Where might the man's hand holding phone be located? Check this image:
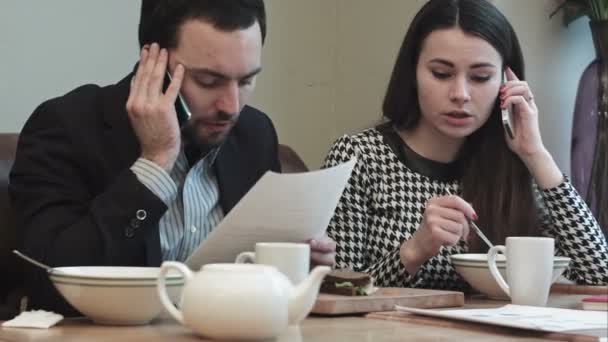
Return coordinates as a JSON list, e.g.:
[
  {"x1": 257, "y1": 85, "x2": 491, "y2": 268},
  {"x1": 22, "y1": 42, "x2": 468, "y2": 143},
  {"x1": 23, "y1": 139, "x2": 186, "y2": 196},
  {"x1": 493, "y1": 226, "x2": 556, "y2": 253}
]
[{"x1": 126, "y1": 43, "x2": 185, "y2": 172}]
